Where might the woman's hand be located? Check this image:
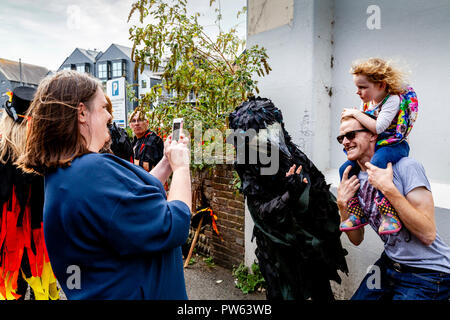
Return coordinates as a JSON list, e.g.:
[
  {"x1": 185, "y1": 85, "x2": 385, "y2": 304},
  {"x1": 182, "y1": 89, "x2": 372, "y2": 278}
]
[
  {"x1": 166, "y1": 133, "x2": 190, "y2": 172},
  {"x1": 164, "y1": 131, "x2": 189, "y2": 159}
]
